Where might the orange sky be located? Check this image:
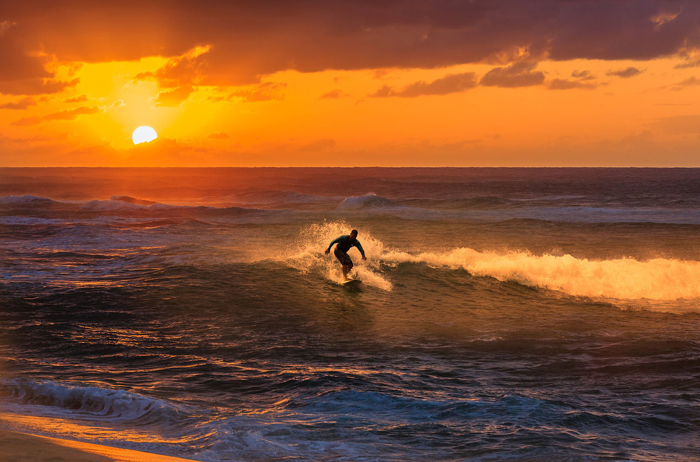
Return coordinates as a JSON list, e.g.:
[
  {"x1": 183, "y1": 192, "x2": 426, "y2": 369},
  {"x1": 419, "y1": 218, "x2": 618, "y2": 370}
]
[{"x1": 2, "y1": 1, "x2": 700, "y2": 166}]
